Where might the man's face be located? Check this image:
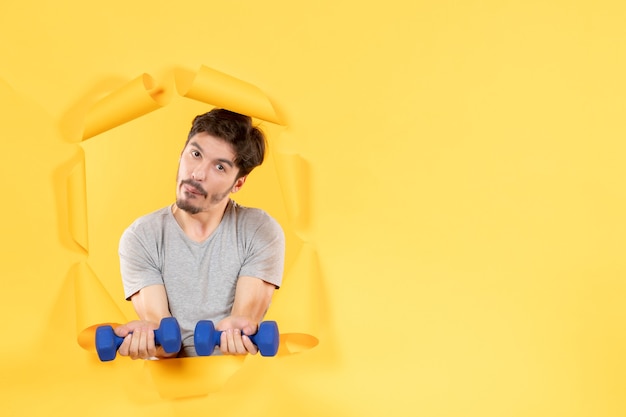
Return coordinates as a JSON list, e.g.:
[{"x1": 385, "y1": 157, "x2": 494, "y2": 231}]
[{"x1": 175, "y1": 132, "x2": 245, "y2": 214}]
